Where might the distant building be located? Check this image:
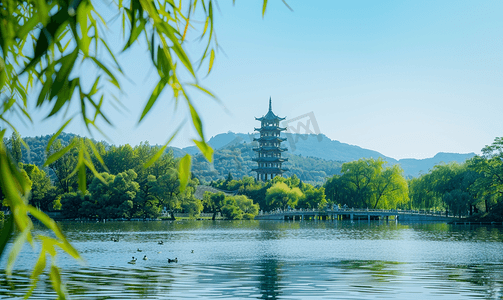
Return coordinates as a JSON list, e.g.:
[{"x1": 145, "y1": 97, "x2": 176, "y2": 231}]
[{"x1": 252, "y1": 98, "x2": 289, "y2": 181}]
